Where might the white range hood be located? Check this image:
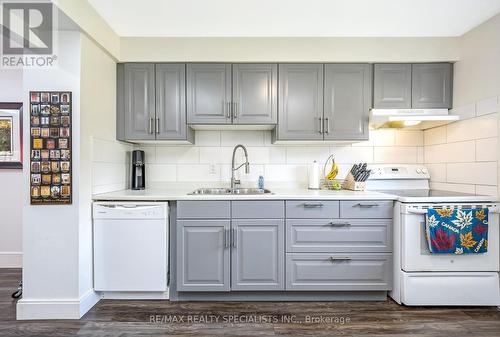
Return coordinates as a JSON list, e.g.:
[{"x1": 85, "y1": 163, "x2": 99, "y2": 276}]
[{"x1": 370, "y1": 109, "x2": 459, "y2": 130}]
